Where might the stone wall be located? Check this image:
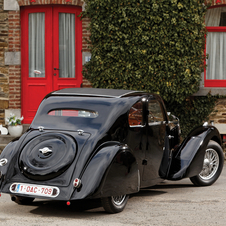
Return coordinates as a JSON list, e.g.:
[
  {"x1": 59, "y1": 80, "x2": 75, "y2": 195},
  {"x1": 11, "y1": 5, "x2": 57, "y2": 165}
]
[
  {"x1": 209, "y1": 99, "x2": 226, "y2": 135},
  {"x1": 17, "y1": 0, "x2": 84, "y2": 6},
  {"x1": 82, "y1": 16, "x2": 92, "y2": 88},
  {"x1": 0, "y1": 0, "x2": 9, "y2": 125},
  {"x1": 8, "y1": 10, "x2": 20, "y2": 109}
]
